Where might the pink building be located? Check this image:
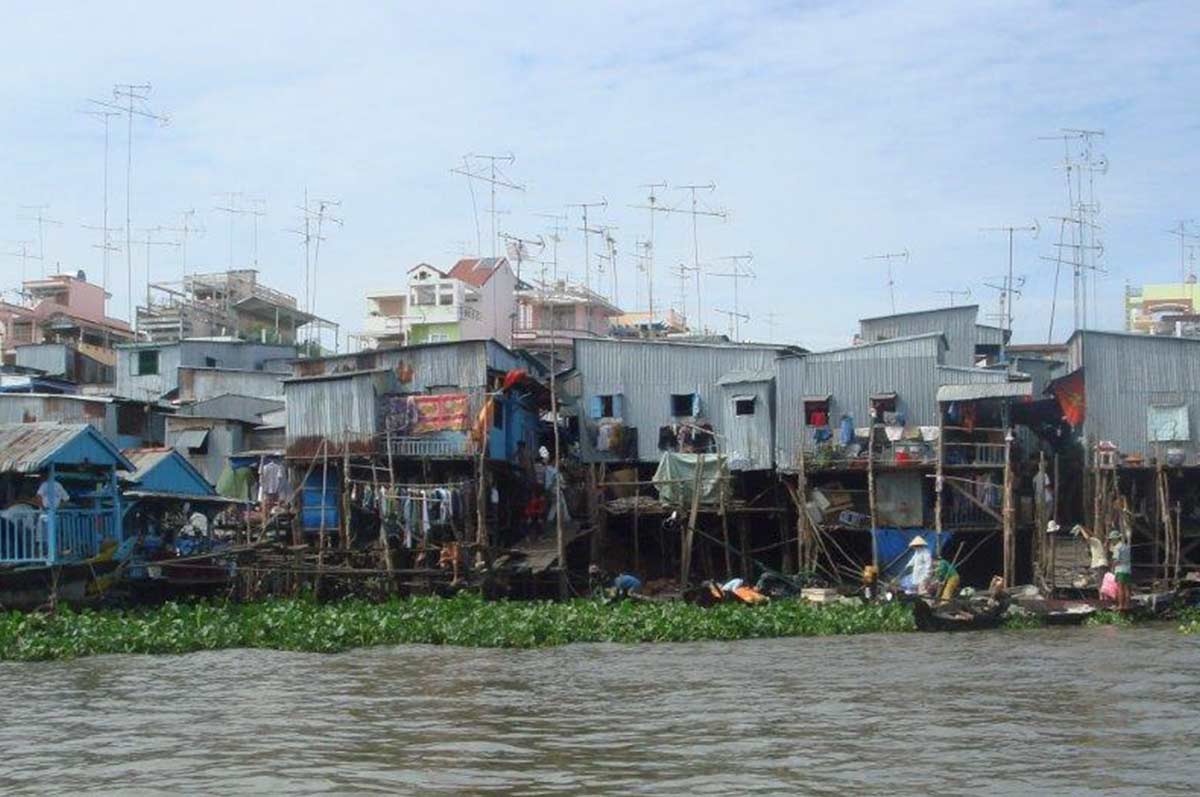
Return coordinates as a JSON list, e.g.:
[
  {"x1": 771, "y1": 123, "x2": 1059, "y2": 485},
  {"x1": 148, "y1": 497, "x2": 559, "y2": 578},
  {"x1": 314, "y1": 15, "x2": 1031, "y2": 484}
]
[
  {"x1": 0, "y1": 272, "x2": 133, "y2": 358},
  {"x1": 515, "y1": 281, "x2": 623, "y2": 370}
]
